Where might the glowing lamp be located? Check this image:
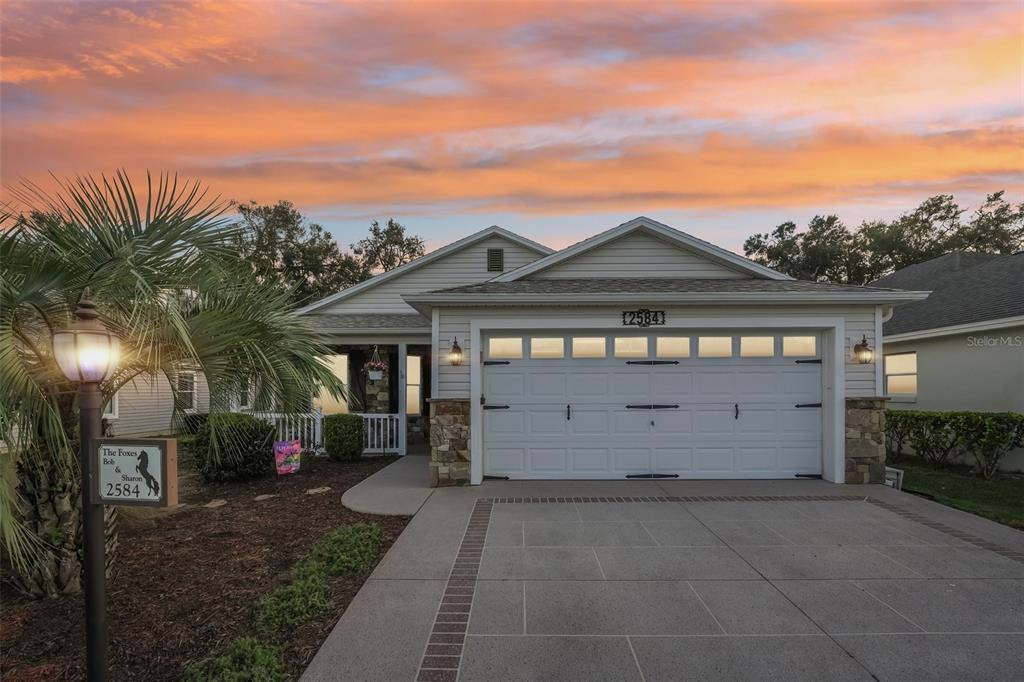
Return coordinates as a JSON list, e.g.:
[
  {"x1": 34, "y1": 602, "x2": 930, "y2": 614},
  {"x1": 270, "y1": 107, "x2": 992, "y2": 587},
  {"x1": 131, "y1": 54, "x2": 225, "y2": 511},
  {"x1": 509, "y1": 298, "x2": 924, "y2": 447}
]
[
  {"x1": 53, "y1": 294, "x2": 120, "y2": 383},
  {"x1": 853, "y1": 334, "x2": 874, "y2": 365},
  {"x1": 448, "y1": 337, "x2": 464, "y2": 366}
]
